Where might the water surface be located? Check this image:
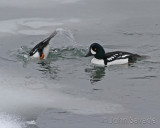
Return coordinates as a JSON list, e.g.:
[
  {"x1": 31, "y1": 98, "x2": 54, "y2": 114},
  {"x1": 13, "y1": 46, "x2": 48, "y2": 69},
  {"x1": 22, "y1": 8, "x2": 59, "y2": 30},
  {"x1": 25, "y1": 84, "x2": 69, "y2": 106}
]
[{"x1": 0, "y1": 0, "x2": 160, "y2": 128}]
